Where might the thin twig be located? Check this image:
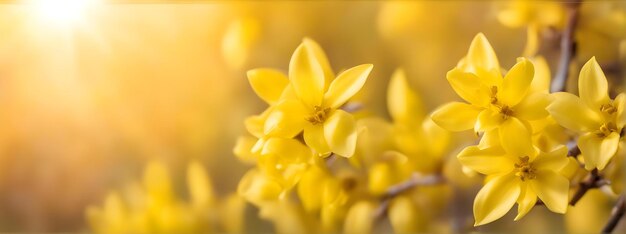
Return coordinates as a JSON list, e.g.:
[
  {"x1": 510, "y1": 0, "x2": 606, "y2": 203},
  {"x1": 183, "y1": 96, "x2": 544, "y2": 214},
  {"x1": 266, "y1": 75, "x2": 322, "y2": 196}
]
[
  {"x1": 602, "y1": 195, "x2": 625, "y2": 233},
  {"x1": 551, "y1": 1, "x2": 581, "y2": 93},
  {"x1": 341, "y1": 102, "x2": 363, "y2": 113},
  {"x1": 570, "y1": 169, "x2": 609, "y2": 206},
  {"x1": 373, "y1": 173, "x2": 446, "y2": 220}
]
